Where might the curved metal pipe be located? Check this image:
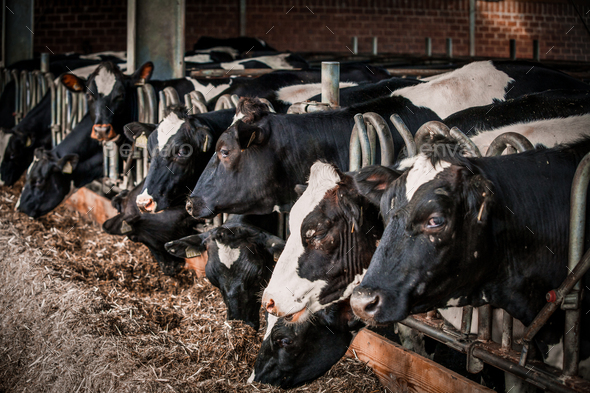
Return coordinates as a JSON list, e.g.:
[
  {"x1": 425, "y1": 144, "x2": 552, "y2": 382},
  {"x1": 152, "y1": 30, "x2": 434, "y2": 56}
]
[
  {"x1": 390, "y1": 114, "x2": 417, "y2": 158},
  {"x1": 450, "y1": 126, "x2": 482, "y2": 157},
  {"x1": 257, "y1": 97, "x2": 276, "y2": 113},
  {"x1": 143, "y1": 84, "x2": 157, "y2": 123},
  {"x1": 485, "y1": 132, "x2": 535, "y2": 157},
  {"x1": 214, "y1": 94, "x2": 235, "y2": 111},
  {"x1": 414, "y1": 121, "x2": 451, "y2": 150},
  {"x1": 230, "y1": 94, "x2": 240, "y2": 107},
  {"x1": 137, "y1": 86, "x2": 146, "y2": 123},
  {"x1": 363, "y1": 112, "x2": 395, "y2": 167},
  {"x1": 163, "y1": 86, "x2": 181, "y2": 106},
  {"x1": 185, "y1": 91, "x2": 208, "y2": 114},
  {"x1": 349, "y1": 113, "x2": 374, "y2": 171}
]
